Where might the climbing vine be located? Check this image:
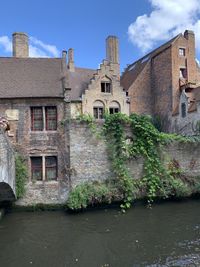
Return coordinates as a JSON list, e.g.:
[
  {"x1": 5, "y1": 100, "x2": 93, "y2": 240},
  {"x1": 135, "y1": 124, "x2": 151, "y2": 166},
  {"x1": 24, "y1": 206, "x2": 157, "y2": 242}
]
[
  {"x1": 15, "y1": 154, "x2": 28, "y2": 198},
  {"x1": 103, "y1": 113, "x2": 136, "y2": 211},
  {"x1": 67, "y1": 113, "x2": 200, "y2": 211}
]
